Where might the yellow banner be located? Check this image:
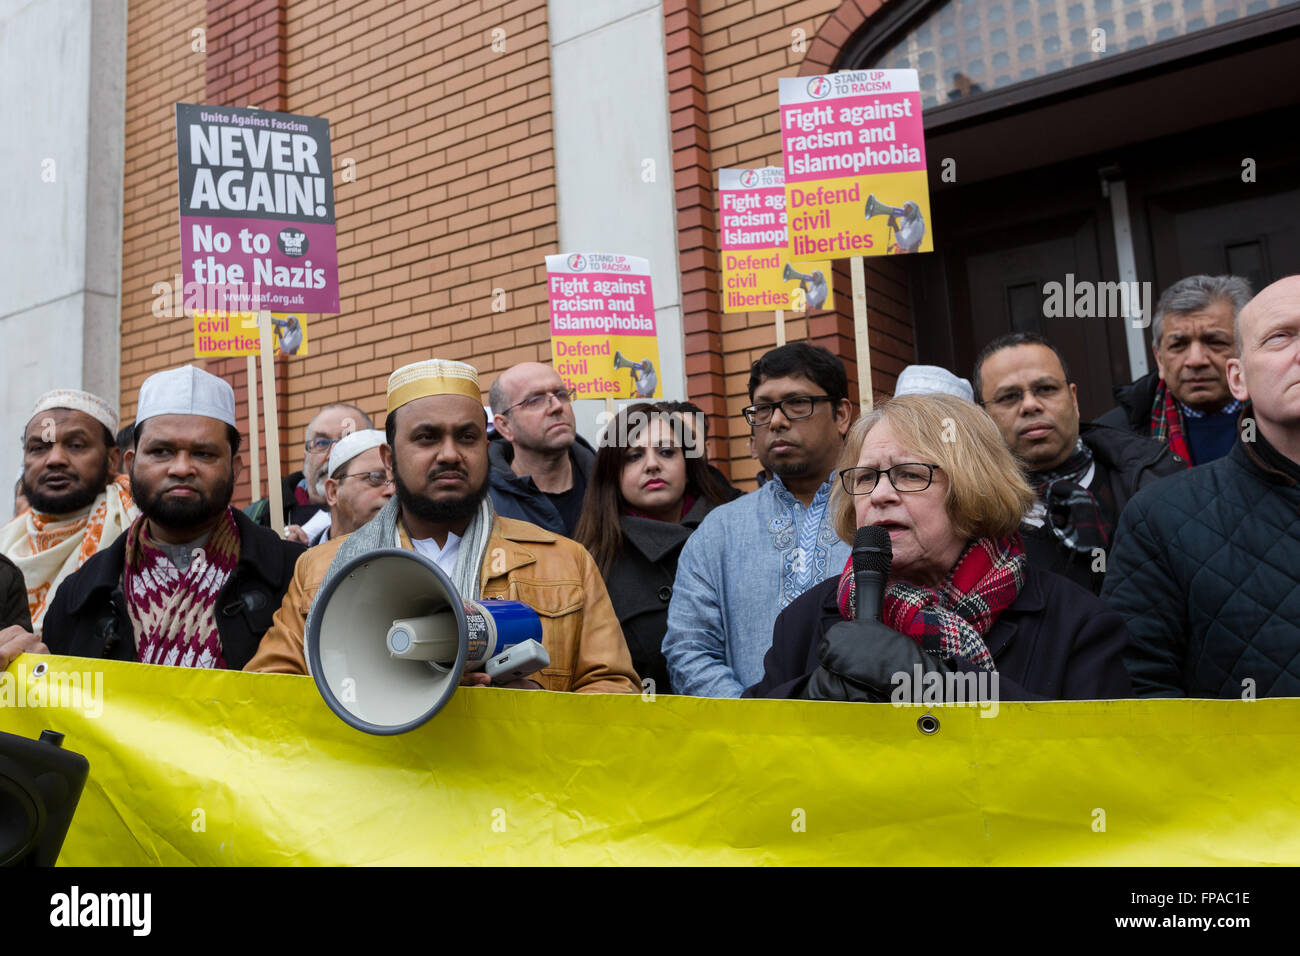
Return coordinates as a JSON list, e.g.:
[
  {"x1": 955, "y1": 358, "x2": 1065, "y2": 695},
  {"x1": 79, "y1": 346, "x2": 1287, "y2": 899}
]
[{"x1": 1, "y1": 656, "x2": 1297, "y2": 865}]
